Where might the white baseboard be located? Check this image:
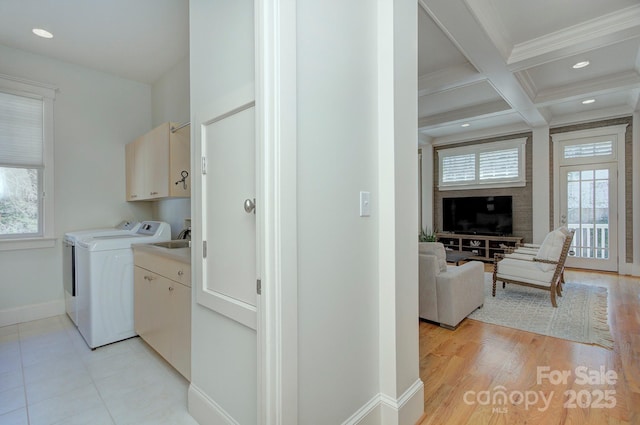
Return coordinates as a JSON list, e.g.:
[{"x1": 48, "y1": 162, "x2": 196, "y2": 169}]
[
  {"x1": 342, "y1": 379, "x2": 424, "y2": 425},
  {"x1": 0, "y1": 300, "x2": 65, "y2": 327},
  {"x1": 188, "y1": 383, "x2": 239, "y2": 425}
]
